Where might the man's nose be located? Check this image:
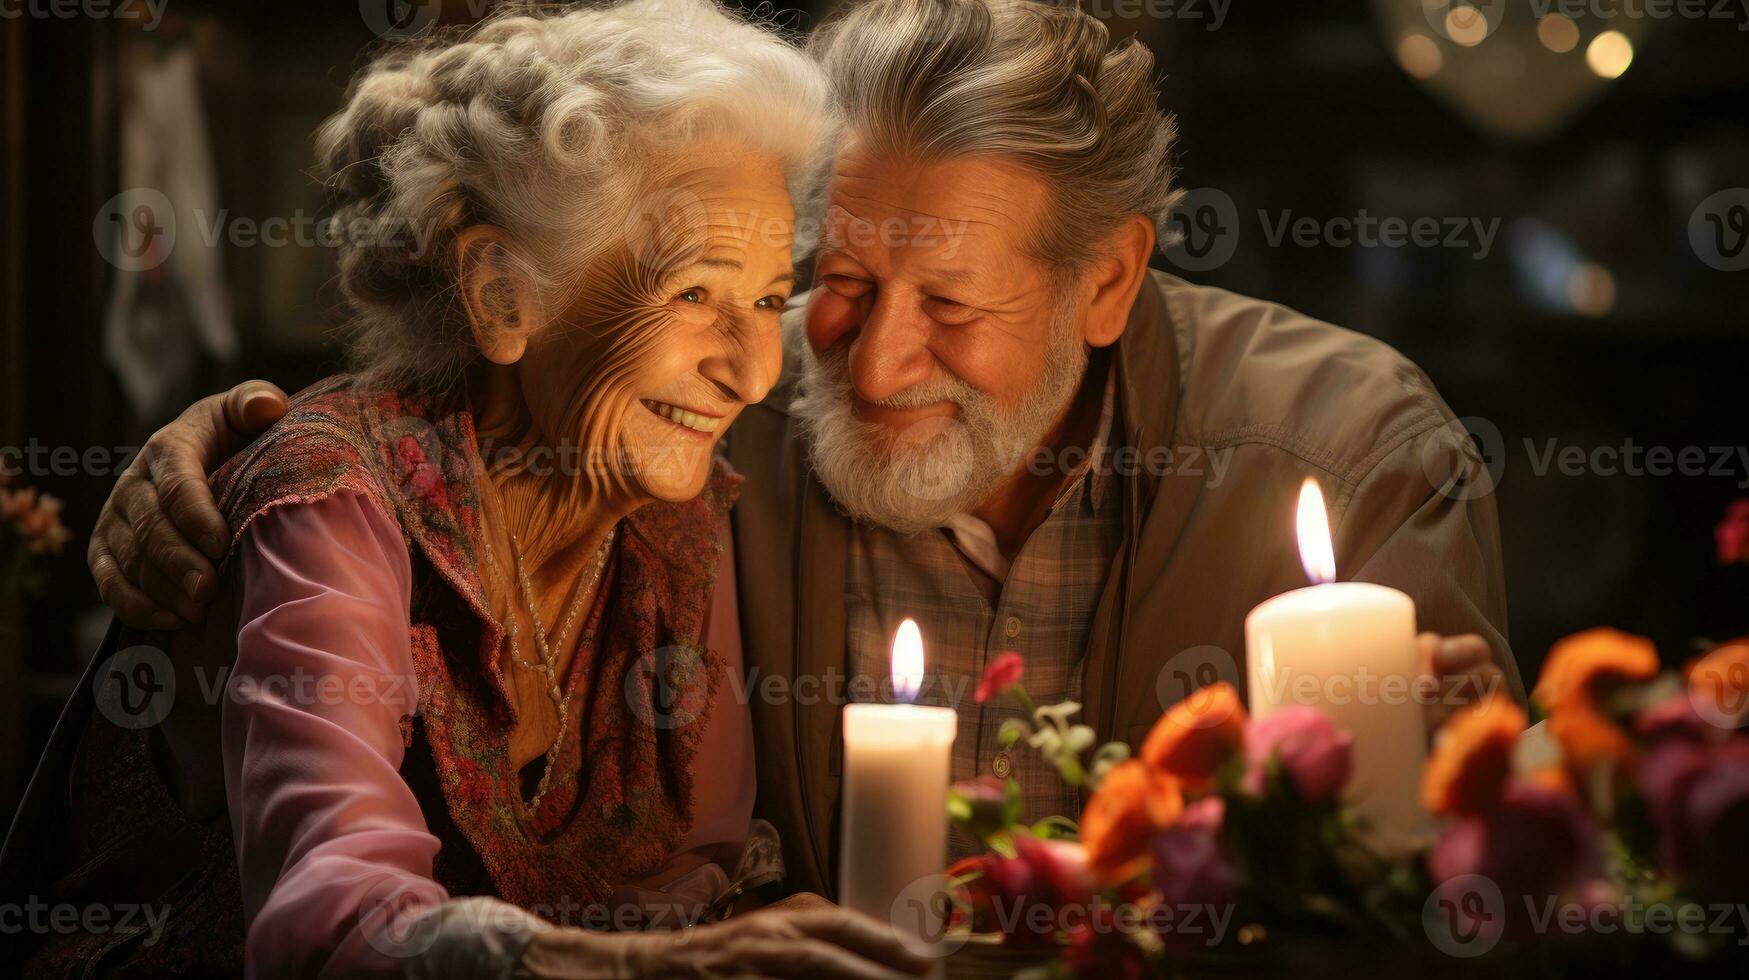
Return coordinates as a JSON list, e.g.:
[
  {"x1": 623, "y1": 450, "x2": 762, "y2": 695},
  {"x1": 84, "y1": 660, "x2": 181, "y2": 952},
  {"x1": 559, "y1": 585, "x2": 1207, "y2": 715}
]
[{"x1": 849, "y1": 295, "x2": 934, "y2": 404}]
